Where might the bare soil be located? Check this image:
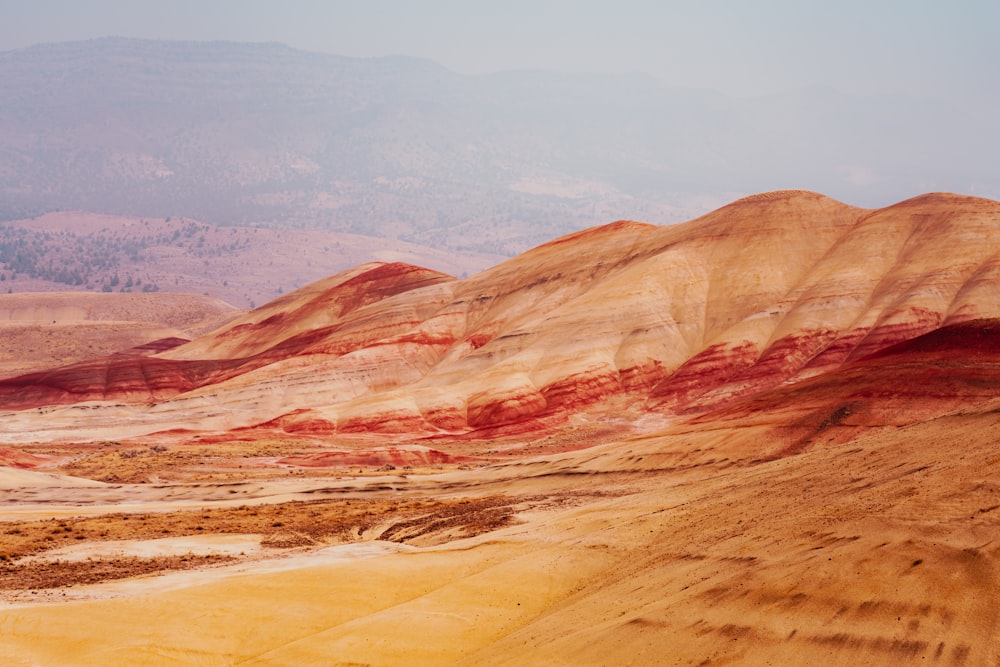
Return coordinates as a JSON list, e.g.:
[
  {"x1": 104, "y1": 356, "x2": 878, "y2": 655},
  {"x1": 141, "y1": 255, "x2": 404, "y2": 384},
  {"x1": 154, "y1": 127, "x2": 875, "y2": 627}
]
[{"x1": 0, "y1": 493, "x2": 543, "y2": 592}]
